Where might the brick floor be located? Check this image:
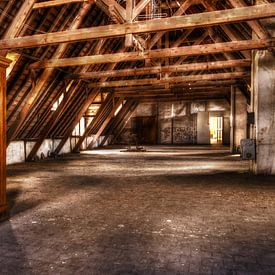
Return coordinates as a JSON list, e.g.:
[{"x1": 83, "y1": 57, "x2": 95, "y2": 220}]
[{"x1": 1, "y1": 146, "x2": 275, "y2": 274}]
